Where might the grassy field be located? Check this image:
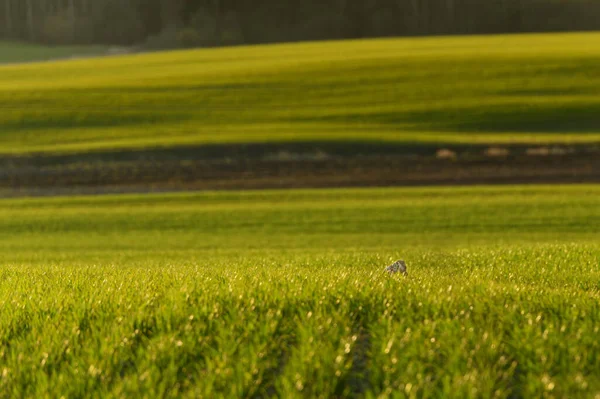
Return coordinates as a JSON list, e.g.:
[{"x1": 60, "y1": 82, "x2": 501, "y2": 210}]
[
  {"x1": 1, "y1": 185, "x2": 599, "y2": 397},
  {"x1": 0, "y1": 41, "x2": 107, "y2": 65},
  {"x1": 1, "y1": 32, "x2": 600, "y2": 155}
]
